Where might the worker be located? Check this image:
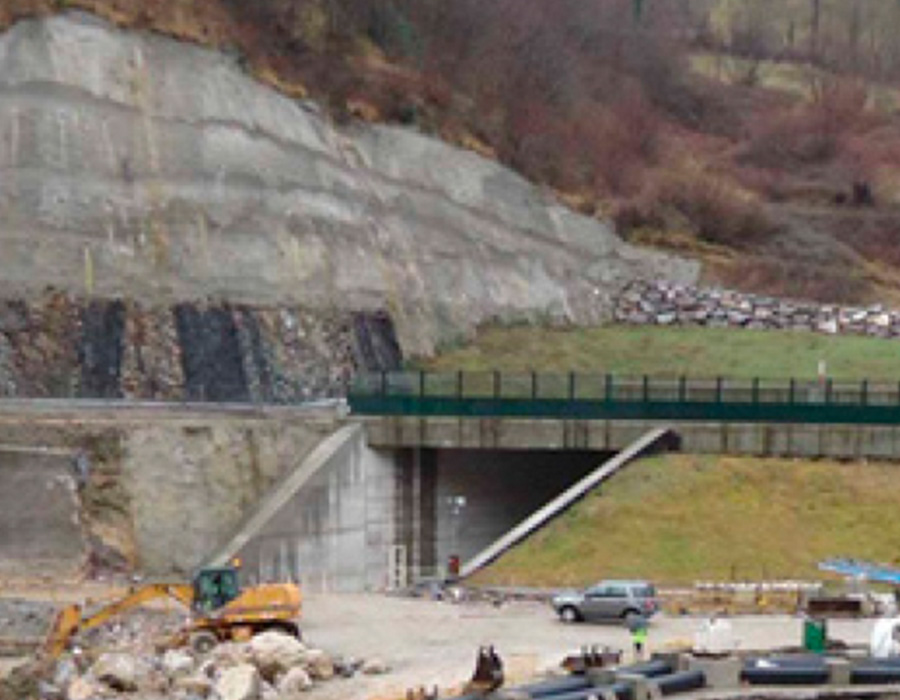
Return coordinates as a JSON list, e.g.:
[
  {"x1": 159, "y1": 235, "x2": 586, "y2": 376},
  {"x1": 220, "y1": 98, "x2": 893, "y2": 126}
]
[{"x1": 628, "y1": 615, "x2": 649, "y2": 660}]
